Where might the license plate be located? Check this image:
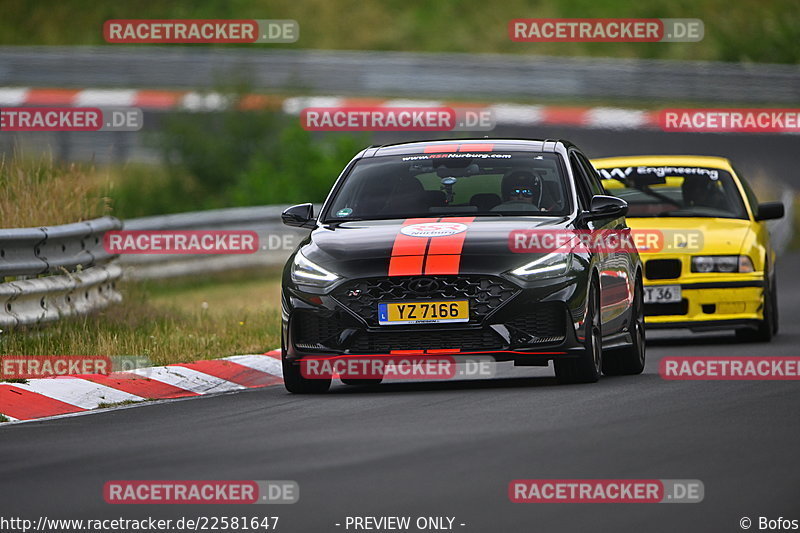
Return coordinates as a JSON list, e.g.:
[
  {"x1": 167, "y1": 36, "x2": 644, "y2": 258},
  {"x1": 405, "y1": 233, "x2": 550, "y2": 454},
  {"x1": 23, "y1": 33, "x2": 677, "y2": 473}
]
[
  {"x1": 644, "y1": 285, "x2": 682, "y2": 304},
  {"x1": 378, "y1": 300, "x2": 469, "y2": 325}
]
